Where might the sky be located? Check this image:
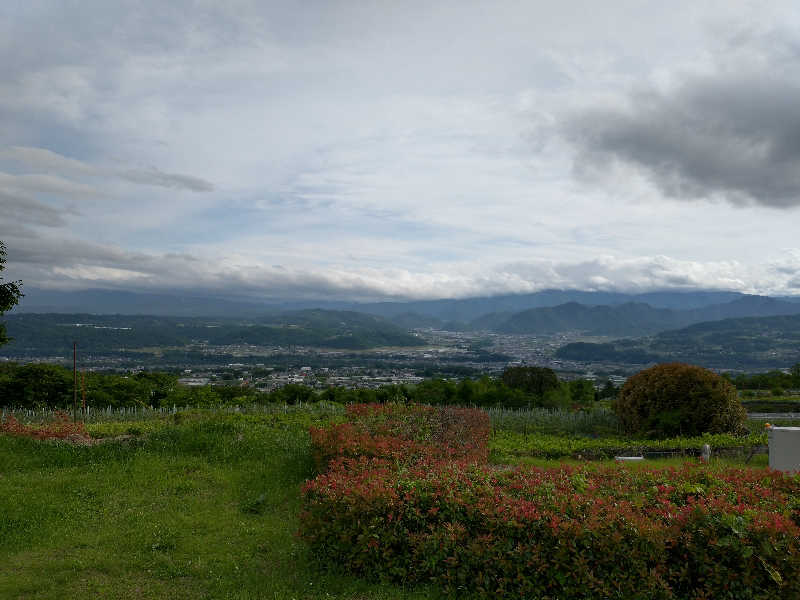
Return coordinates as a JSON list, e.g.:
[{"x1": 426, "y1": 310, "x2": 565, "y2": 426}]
[{"x1": 2, "y1": 0, "x2": 800, "y2": 302}]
